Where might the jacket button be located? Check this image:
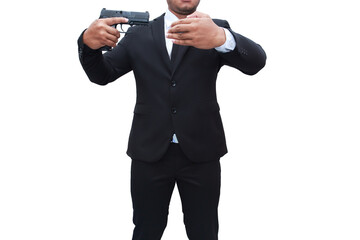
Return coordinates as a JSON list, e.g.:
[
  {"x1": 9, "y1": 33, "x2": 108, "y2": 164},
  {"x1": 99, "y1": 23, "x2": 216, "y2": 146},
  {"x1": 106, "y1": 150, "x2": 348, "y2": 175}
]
[
  {"x1": 171, "y1": 107, "x2": 177, "y2": 114},
  {"x1": 171, "y1": 81, "x2": 176, "y2": 87}
]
